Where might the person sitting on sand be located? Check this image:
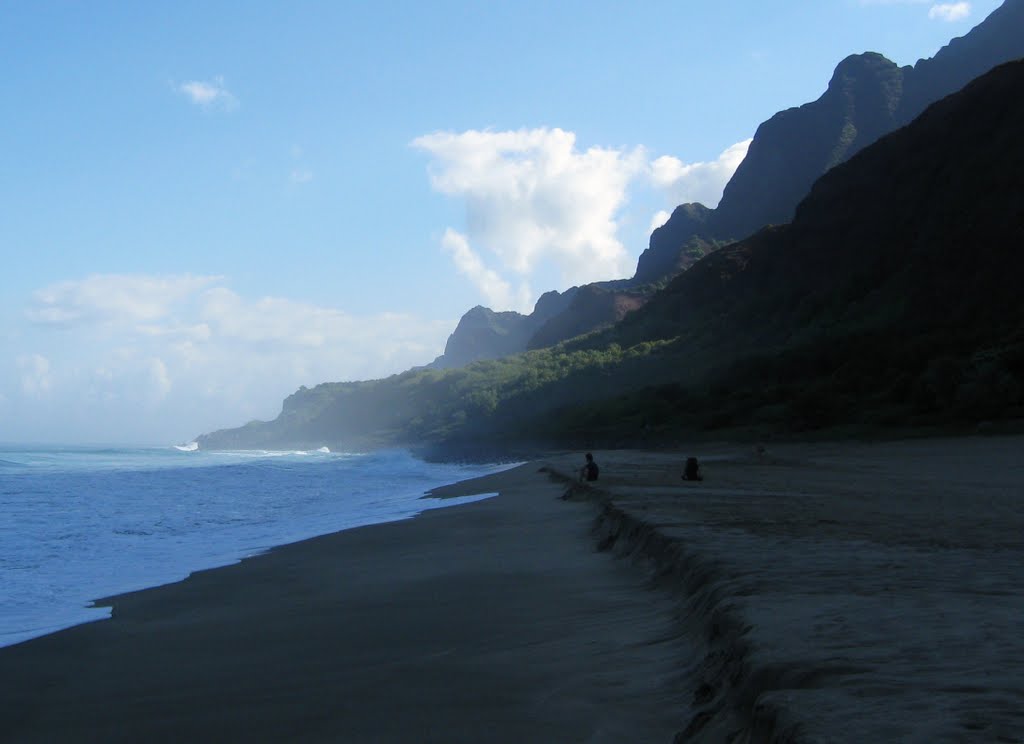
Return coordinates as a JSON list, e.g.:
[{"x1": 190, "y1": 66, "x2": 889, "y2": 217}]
[
  {"x1": 682, "y1": 456, "x2": 703, "y2": 482},
  {"x1": 579, "y1": 453, "x2": 599, "y2": 482}
]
